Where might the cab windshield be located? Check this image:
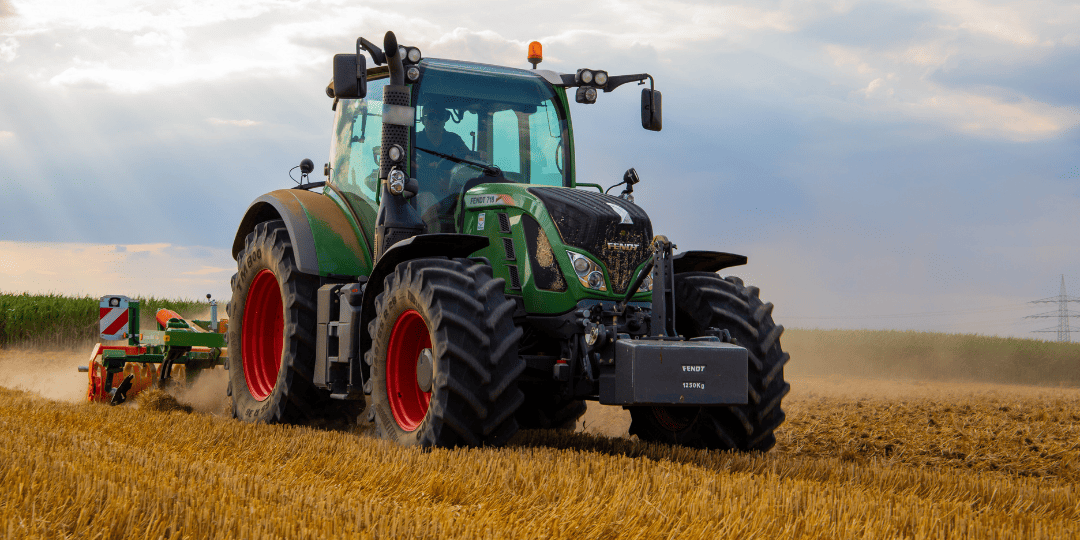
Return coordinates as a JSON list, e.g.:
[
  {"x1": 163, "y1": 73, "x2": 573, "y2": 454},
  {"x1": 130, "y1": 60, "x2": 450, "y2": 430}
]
[{"x1": 412, "y1": 59, "x2": 570, "y2": 231}]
